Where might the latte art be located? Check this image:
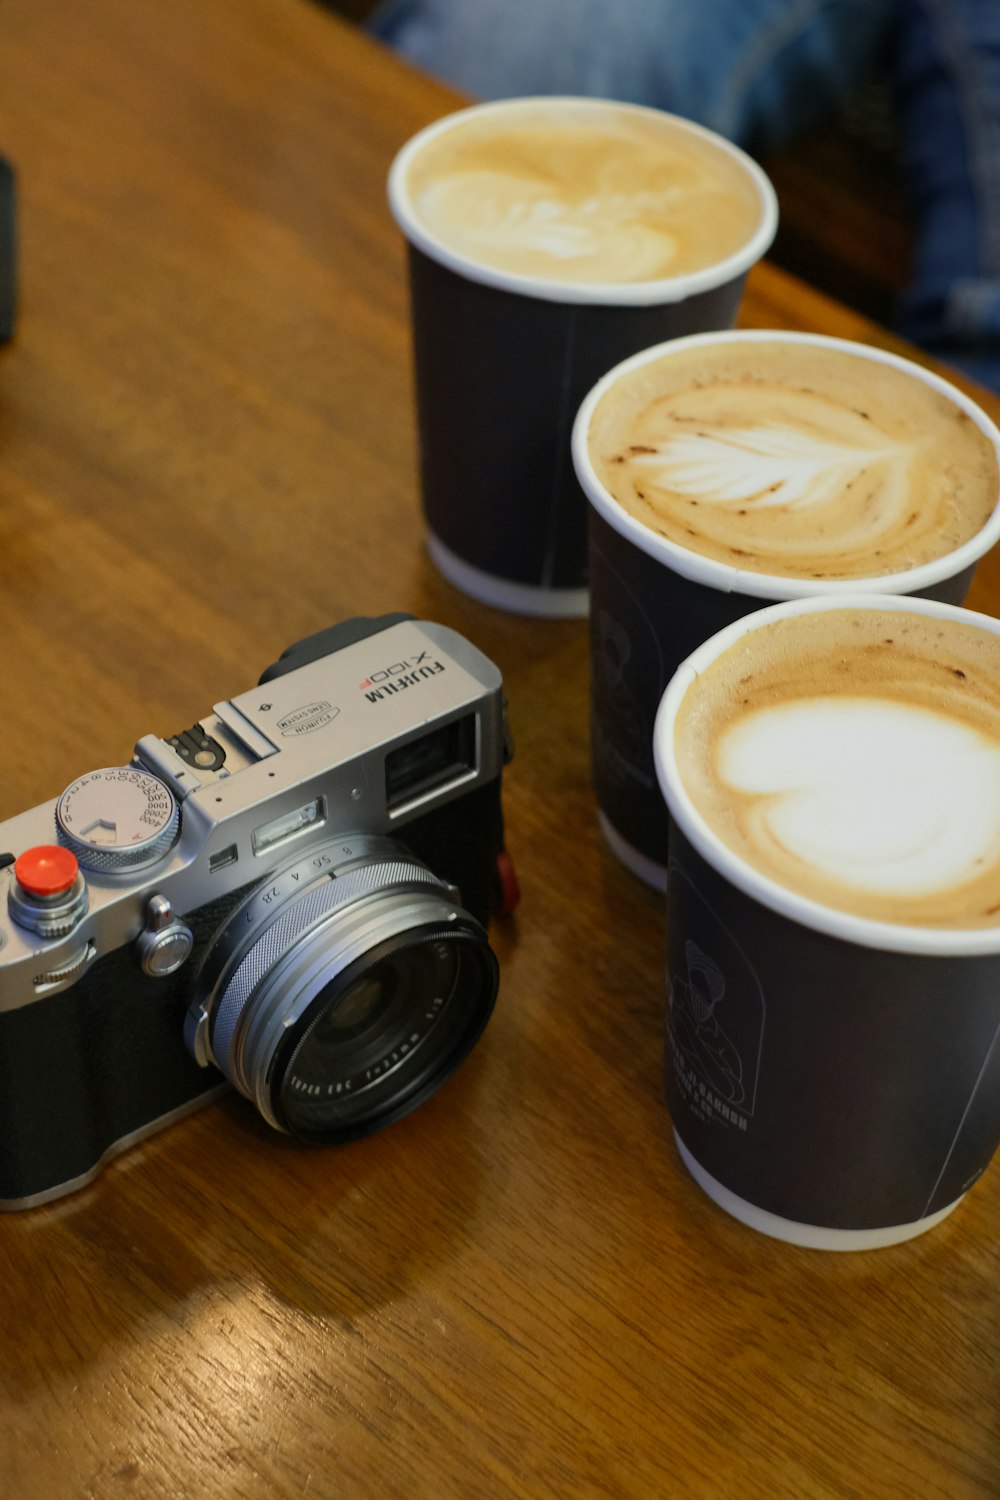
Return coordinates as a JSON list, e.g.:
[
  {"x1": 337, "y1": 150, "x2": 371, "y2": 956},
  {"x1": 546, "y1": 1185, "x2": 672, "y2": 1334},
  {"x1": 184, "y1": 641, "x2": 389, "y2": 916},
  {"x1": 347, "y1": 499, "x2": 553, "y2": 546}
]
[
  {"x1": 631, "y1": 424, "x2": 901, "y2": 512},
  {"x1": 674, "y1": 608, "x2": 1000, "y2": 927},
  {"x1": 589, "y1": 340, "x2": 1000, "y2": 579},
  {"x1": 402, "y1": 103, "x2": 765, "y2": 285},
  {"x1": 717, "y1": 698, "x2": 1000, "y2": 898},
  {"x1": 417, "y1": 177, "x2": 686, "y2": 282}
]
